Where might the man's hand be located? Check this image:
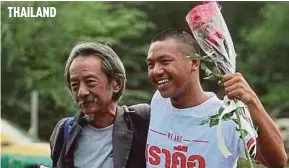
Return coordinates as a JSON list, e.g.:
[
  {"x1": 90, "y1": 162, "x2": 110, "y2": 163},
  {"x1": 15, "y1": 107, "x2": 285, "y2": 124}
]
[
  {"x1": 222, "y1": 72, "x2": 257, "y2": 105},
  {"x1": 222, "y1": 72, "x2": 287, "y2": 167}
]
